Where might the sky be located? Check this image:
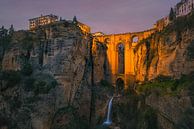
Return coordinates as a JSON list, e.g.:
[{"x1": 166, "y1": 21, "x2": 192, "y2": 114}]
[{"x1": 0, "y1": 0, "x2": 180, "y2": 34}]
